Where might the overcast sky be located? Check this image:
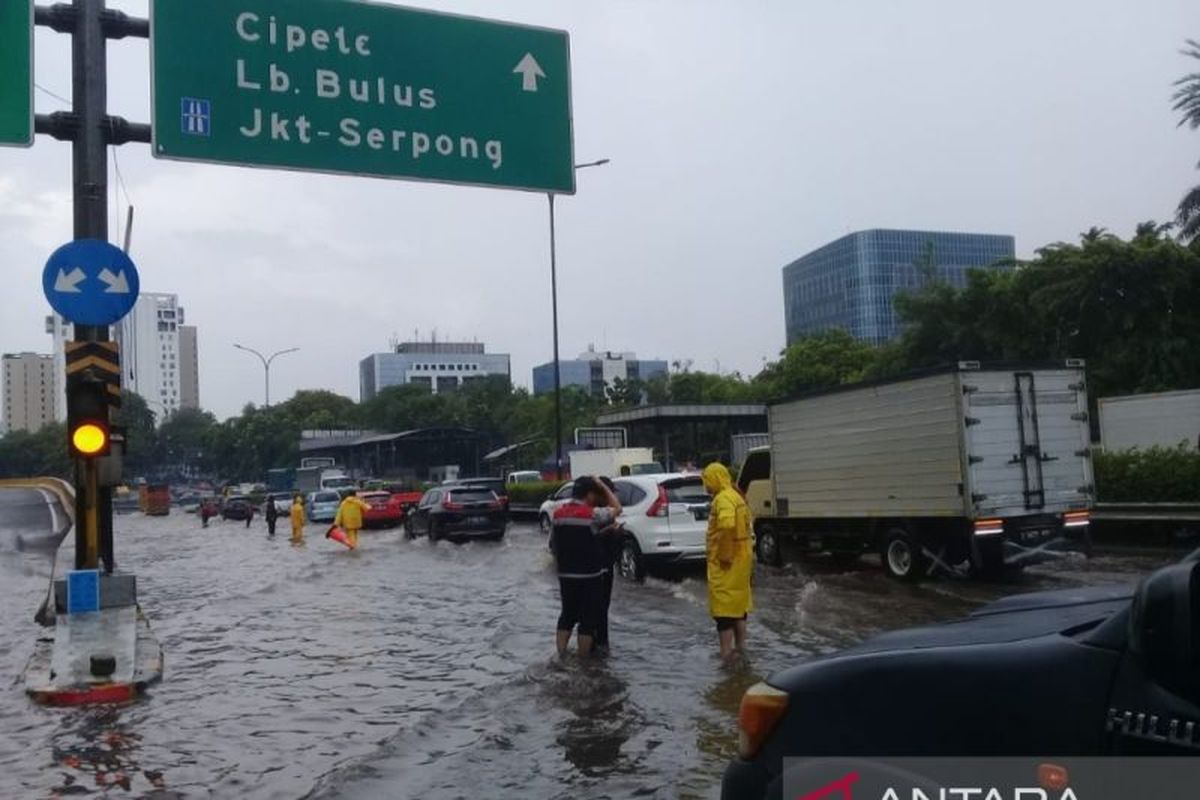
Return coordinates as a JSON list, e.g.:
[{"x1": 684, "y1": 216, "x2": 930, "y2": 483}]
[{"x1": 1, "y1": 0, "x2": 1197, "y2": 420}]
